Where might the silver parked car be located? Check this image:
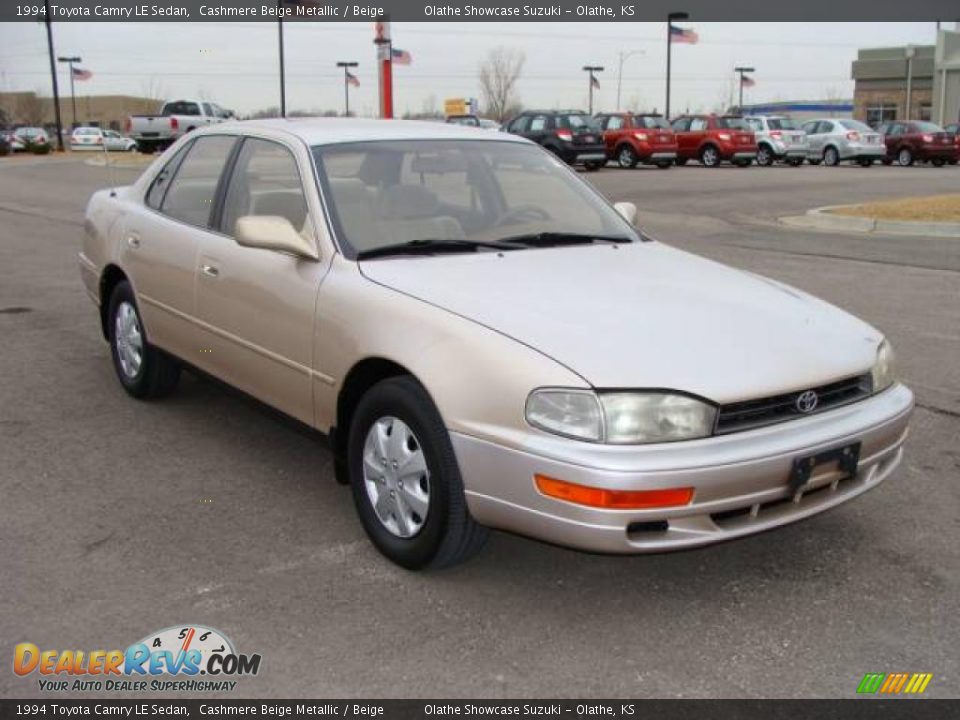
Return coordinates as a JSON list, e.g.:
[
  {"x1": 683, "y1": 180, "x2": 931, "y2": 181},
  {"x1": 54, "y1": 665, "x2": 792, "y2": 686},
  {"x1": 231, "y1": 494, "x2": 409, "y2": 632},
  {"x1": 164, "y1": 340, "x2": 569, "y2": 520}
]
[
  {"x1": 802, "y1": 118, "x2": 885, "y2": 167},
  {"x1": 70, "y1": 126, "x2": 138, "y2": 152},
  {"x1": 743, "y1": 115, "x2": 808, "y2": 166},
  {"x1": 80, "y1": 119, "x2": 913, "y2": 568}
]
